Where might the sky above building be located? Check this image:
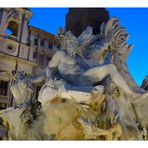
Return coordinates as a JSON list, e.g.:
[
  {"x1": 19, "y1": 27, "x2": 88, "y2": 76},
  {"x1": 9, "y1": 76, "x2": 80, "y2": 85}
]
[{"x1": 29, "y1": 8, "x2": 148, "y2": 86}]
